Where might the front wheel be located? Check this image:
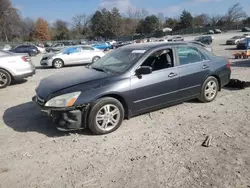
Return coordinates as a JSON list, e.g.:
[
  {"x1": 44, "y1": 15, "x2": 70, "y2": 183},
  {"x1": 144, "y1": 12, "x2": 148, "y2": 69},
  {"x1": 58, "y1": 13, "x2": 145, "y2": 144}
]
[
  {"x1": 88, "y1": 97, "x2": 124, "y2": 135},
  {"x1": 198, "y1": 76, "x2": 219, "y2": 103},
  {"x1": 0, "y1": 69, "x2": 11, "y2": 89},
  {"x1": 52, "y1": 59, "x2": 64, "y2": 69}
]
